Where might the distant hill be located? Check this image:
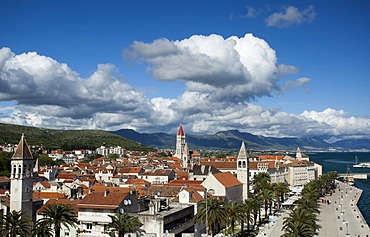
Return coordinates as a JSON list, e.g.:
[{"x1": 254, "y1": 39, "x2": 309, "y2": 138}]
[
  {"x1": 0, "y1": 123, "x2": 153, "y2": 151},
  {"x1": 331, "y1": 139, "x2": 370, "y2": 150},
  {"x1": 112, "y1": 129, "x2": 338, "y2": 151},
  {"x1": 1, "y1": 123, "x2": 368, "y2": 152}
]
